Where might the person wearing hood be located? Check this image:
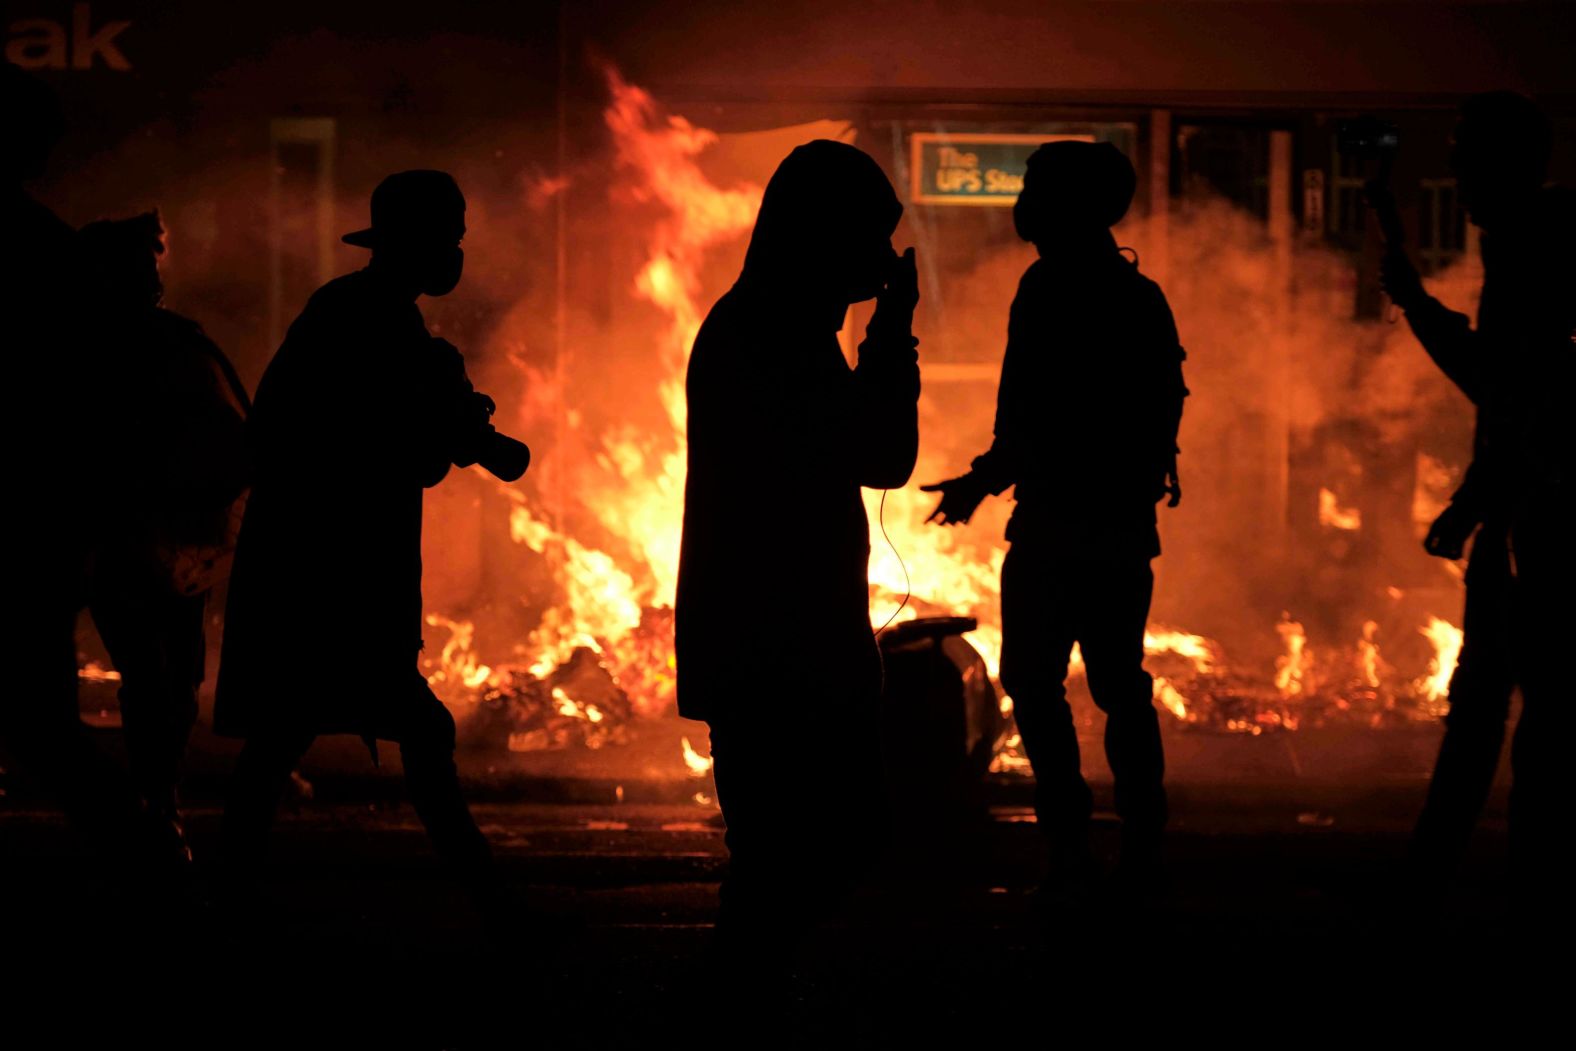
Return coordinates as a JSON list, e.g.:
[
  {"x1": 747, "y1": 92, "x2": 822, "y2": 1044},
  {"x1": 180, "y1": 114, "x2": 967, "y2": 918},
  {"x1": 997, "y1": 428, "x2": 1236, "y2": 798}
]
[
  {"x1": 1381, "y1": 92, "x2": 1575, "y2": 905},
  {"x1": 675, "y1": 140, "x2": 920, "y2": 960},
  {"x1": 924, "y1": 141, "x2": 1188, "y2": 888}
]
